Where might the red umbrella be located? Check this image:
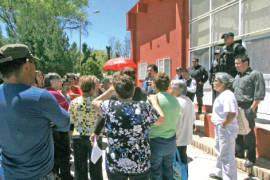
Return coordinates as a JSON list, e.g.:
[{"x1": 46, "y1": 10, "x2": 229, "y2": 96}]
[{"x1": 103, "y1": 57, "x2": 137, "y2": 71}]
